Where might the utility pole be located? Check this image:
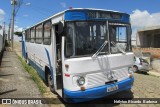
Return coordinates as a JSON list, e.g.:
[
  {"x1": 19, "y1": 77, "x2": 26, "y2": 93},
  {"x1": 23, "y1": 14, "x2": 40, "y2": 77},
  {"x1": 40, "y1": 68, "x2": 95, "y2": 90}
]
[
  {"x1": 11, "y1": 0, "x2": 17, "y2": 50},
  {"x1": 3, "y1": 22, "x2": 6, "y2": 40},
  {"x1": 3, "y1": 22, "x2": 5, "y2": 34},
  {"x1": 3, "y1": 22, "x2": 6, "y2": 47},
  {"x1": 8, "y1": 19, "x2": 11, "y2": 43}
]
